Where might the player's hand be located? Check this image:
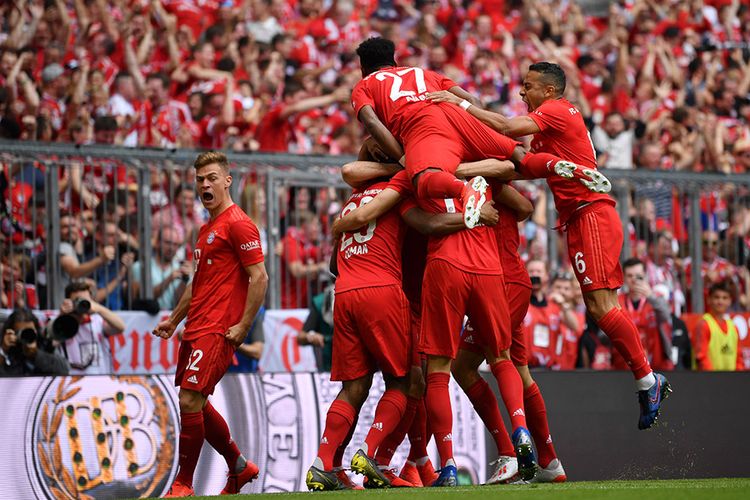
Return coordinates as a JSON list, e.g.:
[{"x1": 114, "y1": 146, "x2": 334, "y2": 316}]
[
  {"x1": 225, "y1": 323, "x2": 247, "y2": 348},
  {"x1": 425, "y1": 90, "x2": 462, "y2": 106},
  {"x1": 153, "y1": 320, "x2": 177, "y2": 339},
  {"x1": 549, "y1": 292, "x2": 565, "y2": 306},
  {"x1": 478, "y1": 200, "x2": 499, "y2": 226}
]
